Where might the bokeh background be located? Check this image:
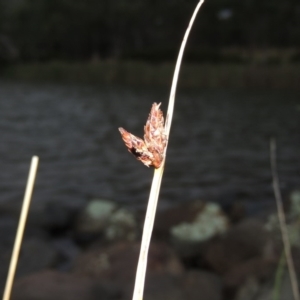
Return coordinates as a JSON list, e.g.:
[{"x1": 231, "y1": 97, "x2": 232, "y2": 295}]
[
  {"x1": 0, "y1": 1, "x2": 300, "y2": 300},
  {"x1": 1, "y1": 0, "x2": 300, "y2": 63}
]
